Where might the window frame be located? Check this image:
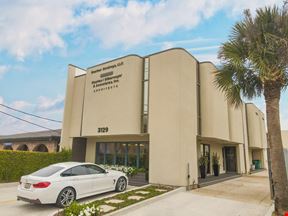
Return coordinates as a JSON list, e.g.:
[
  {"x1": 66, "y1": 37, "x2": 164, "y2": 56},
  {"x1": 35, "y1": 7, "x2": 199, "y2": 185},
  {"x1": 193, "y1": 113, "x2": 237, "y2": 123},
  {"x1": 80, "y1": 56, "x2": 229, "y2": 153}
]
[
  {"x1": 85, "y1": 164, "x2": 106, "y2": 175},
  {"x1": 60, "y1": 165, "x2": 89, "y2": 177}
]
